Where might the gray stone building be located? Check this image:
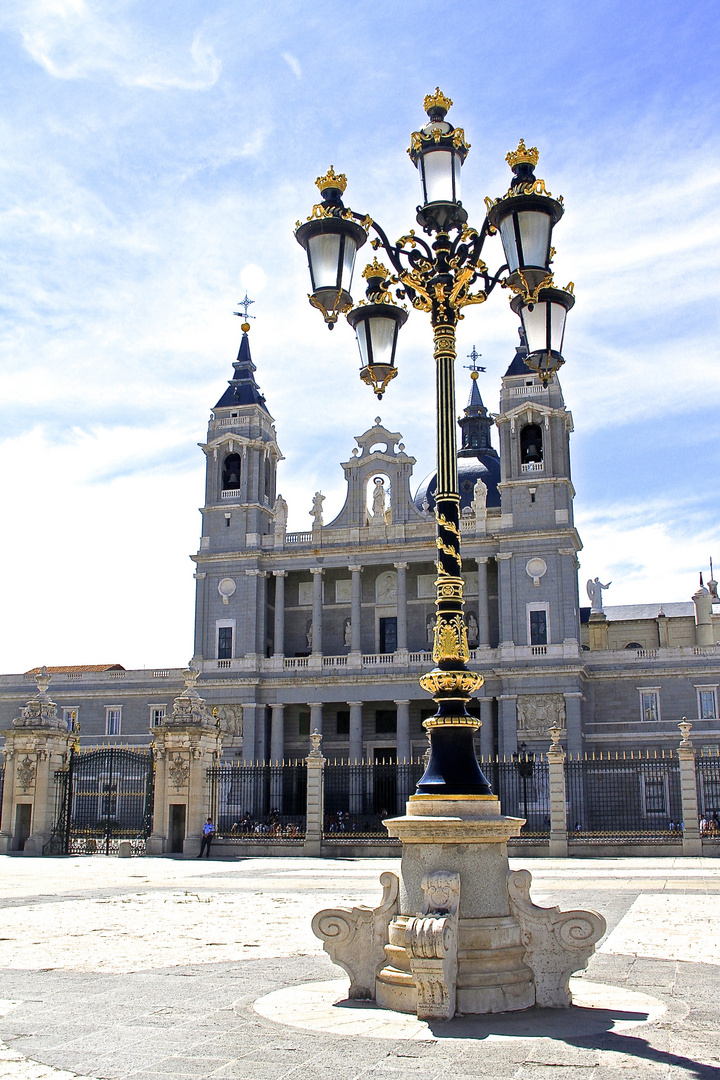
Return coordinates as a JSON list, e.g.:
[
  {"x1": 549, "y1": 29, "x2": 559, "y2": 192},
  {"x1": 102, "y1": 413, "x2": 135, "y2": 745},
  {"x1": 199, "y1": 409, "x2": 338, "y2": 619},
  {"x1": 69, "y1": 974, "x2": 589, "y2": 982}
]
[{"x1": 2, "y1": 326, "x2": 719, "y2": 760}]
